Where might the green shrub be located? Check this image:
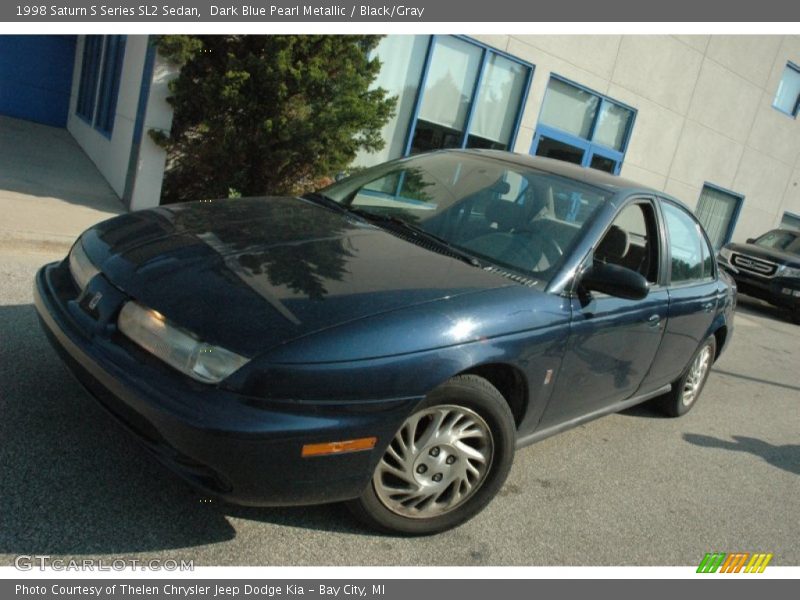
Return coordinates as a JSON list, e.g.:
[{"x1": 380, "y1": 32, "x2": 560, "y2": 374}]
[{"x1": 153, "y1": 35, "x2": 395, "y2": 203}]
